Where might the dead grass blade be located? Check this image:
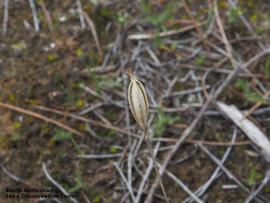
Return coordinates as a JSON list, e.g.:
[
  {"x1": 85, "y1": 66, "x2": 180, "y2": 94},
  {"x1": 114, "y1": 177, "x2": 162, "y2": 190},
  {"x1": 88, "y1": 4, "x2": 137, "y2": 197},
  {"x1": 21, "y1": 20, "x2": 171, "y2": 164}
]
[
  {"x1": 128, "y1": 23, "x2": 206, "y2": 40},
  {"x1": 0, "y1": 102, "x2": 83, "y2": 137},
  {"x1": 83, "y1": 11, "x2": 103, "y2": 62},
  {"x1": 2, "y1": 0, "x2": 9, "y2": 35}
]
